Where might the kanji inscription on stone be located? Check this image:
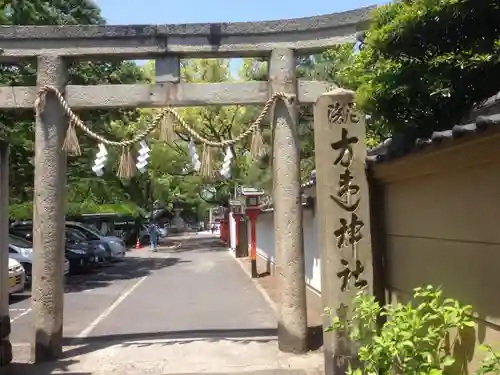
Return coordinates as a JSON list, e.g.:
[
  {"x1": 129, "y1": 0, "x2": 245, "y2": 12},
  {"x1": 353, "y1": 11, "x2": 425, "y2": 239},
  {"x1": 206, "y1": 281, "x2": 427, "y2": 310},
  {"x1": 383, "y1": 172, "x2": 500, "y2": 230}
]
[
  {"x1": 327, "y1": 97, "x2": 368, "y2": 291},
  {"x1": 313, "y1": 88, "x2": 373, "y2": 375},
  {"x1": 333, "y1": 213, "x2": 364, "y2": 249},
  {"x1": 330, "y1": 168, "x2": 360, "y2": 212},
  {"x1": 327, "y1": 101, "x2": 360, "y2": 125},
  {"x1": 336, "y1": 259, "x2": 368, "y2": 292},
  {"x1": 331, "y1": 128, "x2": 358, "y2": 167}
]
